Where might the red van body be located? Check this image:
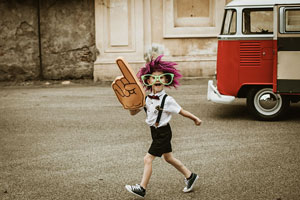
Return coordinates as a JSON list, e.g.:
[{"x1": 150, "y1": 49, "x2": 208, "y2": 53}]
[
  {"x1": 207, "y1": 0, "x2": 300, "y2": 120},
  {"x1": 217, "y1": 40, "x2": 275, "y2": 96}
]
